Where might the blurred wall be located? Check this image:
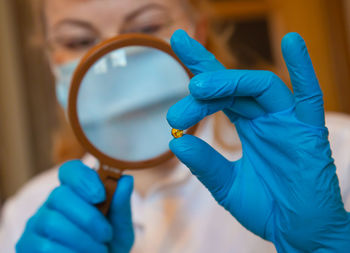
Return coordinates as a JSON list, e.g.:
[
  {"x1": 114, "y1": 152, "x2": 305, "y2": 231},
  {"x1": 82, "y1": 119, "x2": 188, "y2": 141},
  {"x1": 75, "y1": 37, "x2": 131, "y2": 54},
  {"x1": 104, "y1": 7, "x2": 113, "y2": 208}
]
[
  {"x1": 0, "y1": 0, "x2": 57, "y2": 200},
  {"x1": 344, "y1": 0, "x2": 350, "y2": 54},
  {"x1": 0, "y1": 0, "x2": 34, "y2": 199}
]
